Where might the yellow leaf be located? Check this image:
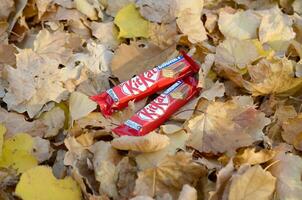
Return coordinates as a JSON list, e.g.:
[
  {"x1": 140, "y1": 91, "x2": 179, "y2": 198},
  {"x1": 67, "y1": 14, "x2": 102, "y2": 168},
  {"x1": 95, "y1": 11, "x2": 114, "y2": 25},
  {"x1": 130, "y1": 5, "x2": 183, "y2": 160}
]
[
  {"x1": 74, "y1": 0, "x2": 98, "y2": 20},
  {"x1": 15, "y1": 166, "x2": 82, "y2": 200},
  {"x1": 114, "y1": 3, "x2": 149, "y2": 38},
  {"x1": 0, "y1": 133, "x2": 37, "y2": 173}
]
